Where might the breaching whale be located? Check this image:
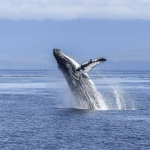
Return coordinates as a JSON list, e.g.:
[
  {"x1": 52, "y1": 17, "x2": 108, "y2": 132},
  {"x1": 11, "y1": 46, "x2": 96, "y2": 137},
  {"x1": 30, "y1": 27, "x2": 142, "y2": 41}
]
[{"x1": 53, "y1": 49, "x2": 107, "y2": 110}]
